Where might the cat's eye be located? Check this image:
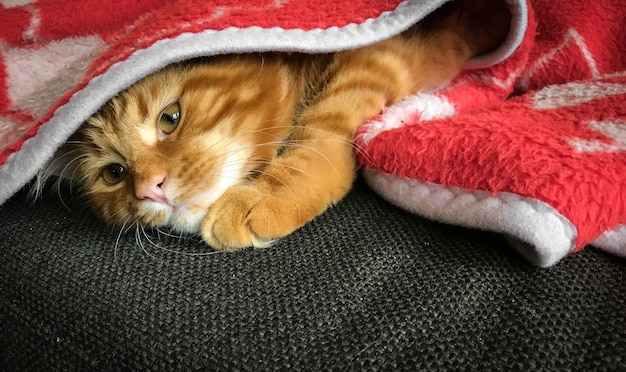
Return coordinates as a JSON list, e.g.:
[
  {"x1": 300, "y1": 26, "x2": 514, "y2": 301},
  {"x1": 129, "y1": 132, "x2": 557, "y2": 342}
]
[
  {"x1": 102, "y1": 163, "x2": 126, "y2": 185},
  {"x1": 159, "y1": 102, "x2": 181, "y2": 134}
]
